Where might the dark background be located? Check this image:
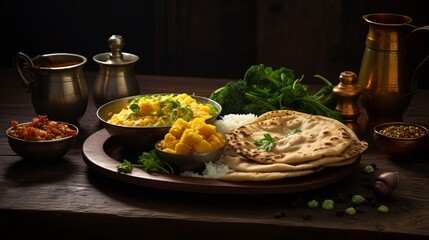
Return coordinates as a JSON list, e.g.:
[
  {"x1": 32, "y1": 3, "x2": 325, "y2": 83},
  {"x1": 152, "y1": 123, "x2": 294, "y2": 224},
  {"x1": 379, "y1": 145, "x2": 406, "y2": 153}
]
[{"x1": 1, "y1": 0, "x2": 428, "y2": 87}]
